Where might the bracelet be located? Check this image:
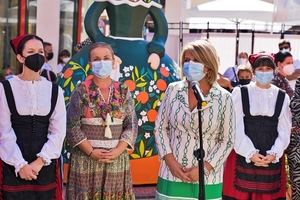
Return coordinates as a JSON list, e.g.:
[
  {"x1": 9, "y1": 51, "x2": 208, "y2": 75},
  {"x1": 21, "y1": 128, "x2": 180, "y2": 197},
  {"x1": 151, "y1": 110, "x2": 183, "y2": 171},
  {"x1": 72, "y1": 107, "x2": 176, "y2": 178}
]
[{"x1": 88, "y1": 148, "x2": 94, "y2": 157}]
